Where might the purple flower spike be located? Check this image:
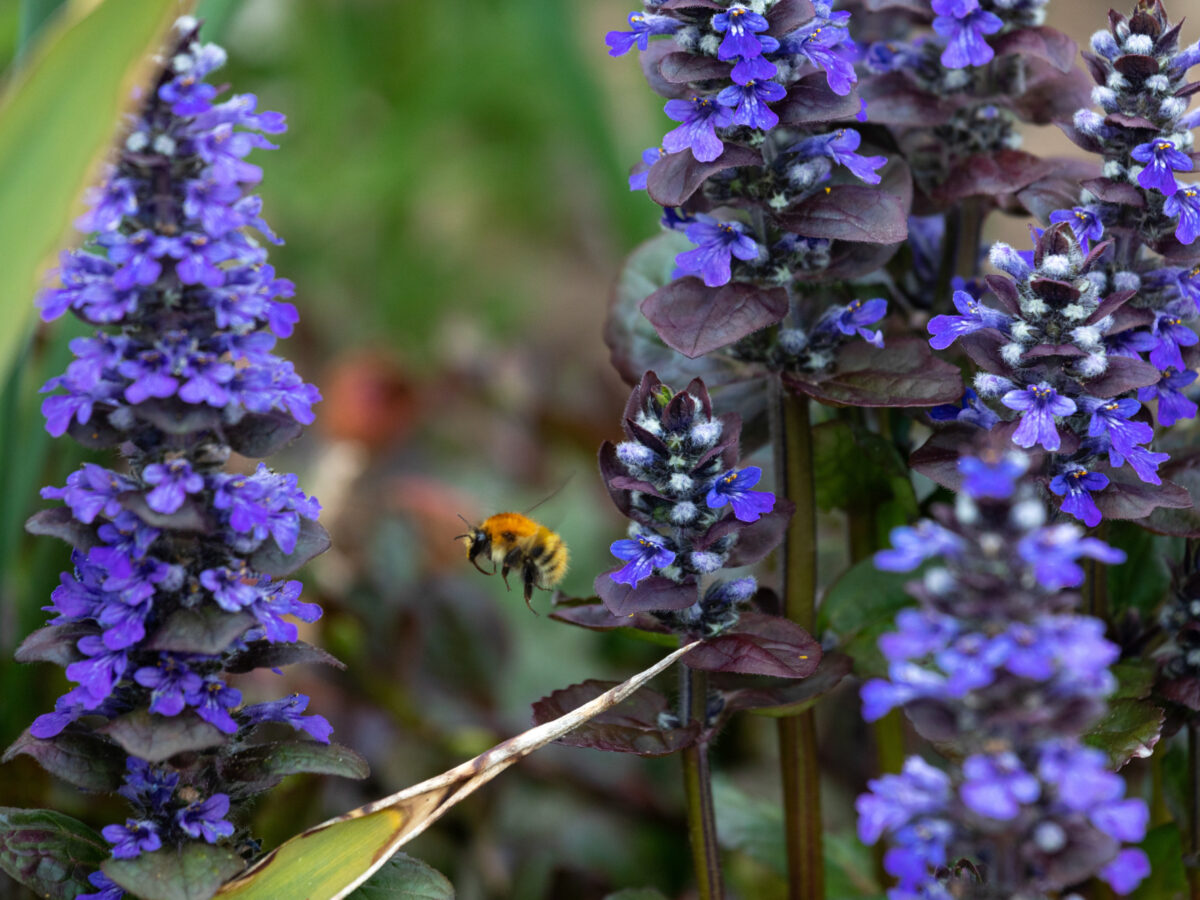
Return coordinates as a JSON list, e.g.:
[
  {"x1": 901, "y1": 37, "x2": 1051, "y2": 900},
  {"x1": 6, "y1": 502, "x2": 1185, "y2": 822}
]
[
  {"x1": 102, "y1": 818, "x2": 162, "y2": 859},
  {"x1": 960, "y1": 752, "x2": 1040, "y2": 820},
  {"x1": 716, "y1": 78, "x2": 787, "y2": 131},
  {"x1": 610, "y1": 533, "x2": 676, "y2": 587},
  {"x1": 1149, "y1": 311, "x2": 1199, "y2": 371},
  {"x1": 240, "y1": 693, "x2": 334, "y2": 743},
  {"x1": 1049, "y1": 466, "x2": 1109, "y2": 527},
  {"x1": 857, "y1": 756, "x2": 950, "y2": 844},
  {"x1": 134, "y1": 655, "x2": 204, "y2": 716},
  {"x1": 928, "y1": 290, "x2": 1011, "y2": 349},
  {"x1": 706, "y1": 466, "x2": 775, "y2": 522},
  {"x1": 792, "y1": 129, "x2": 887, "y2": 184},
  {"x1": 675, "y1": 217, "x2": 760, "y2": 287},
  {"x1": 780, "y1": 19, "x2": 857, "y2": 95},
  {"x1": 78, "y1": 870, "x2": 124, "y2": 900},
  {"x1": 187, "y1": 675, "x2": 242, "y2": 734},
  {"x1": 175, "y1": 793, "x2": 235, "y2": 843},
  {"x1": 662, "y1": 95, "x2": 733, "y2": 163},
  {"x1": 1131, "y1": 139, "x2": 1192, "y2": 196},
  {"x1": 1002, "y1": 382, "x2": 1076, "y2": 451},
  {"x1": 1165, "y1": 185, "x2": 1200, "y2": 244},
  {"x1": 605, "y1": 12, "x2": 680, "y2": 56},
  {"x1": 711, "y1": 5, "x2": 771, "y2": 61},
  {"x1": 1017, "y1": 524, "x2": 1125, "y2": 590},
  {"x1": 1048, "y1": 206, "x2": 1105, "y2": 243},
  {"x1": 142, "y1": 458, "x2": 206, "y2": 515},
  {"x1": 931, "y1": 0, "x2": 1002, "y2": 68},
  {"x1": 929, "y1": 388, "x2": 1000, "y2": 430},
  {"x1": 958, "y1": 454, "x2": 1025, "y2": 499}
]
